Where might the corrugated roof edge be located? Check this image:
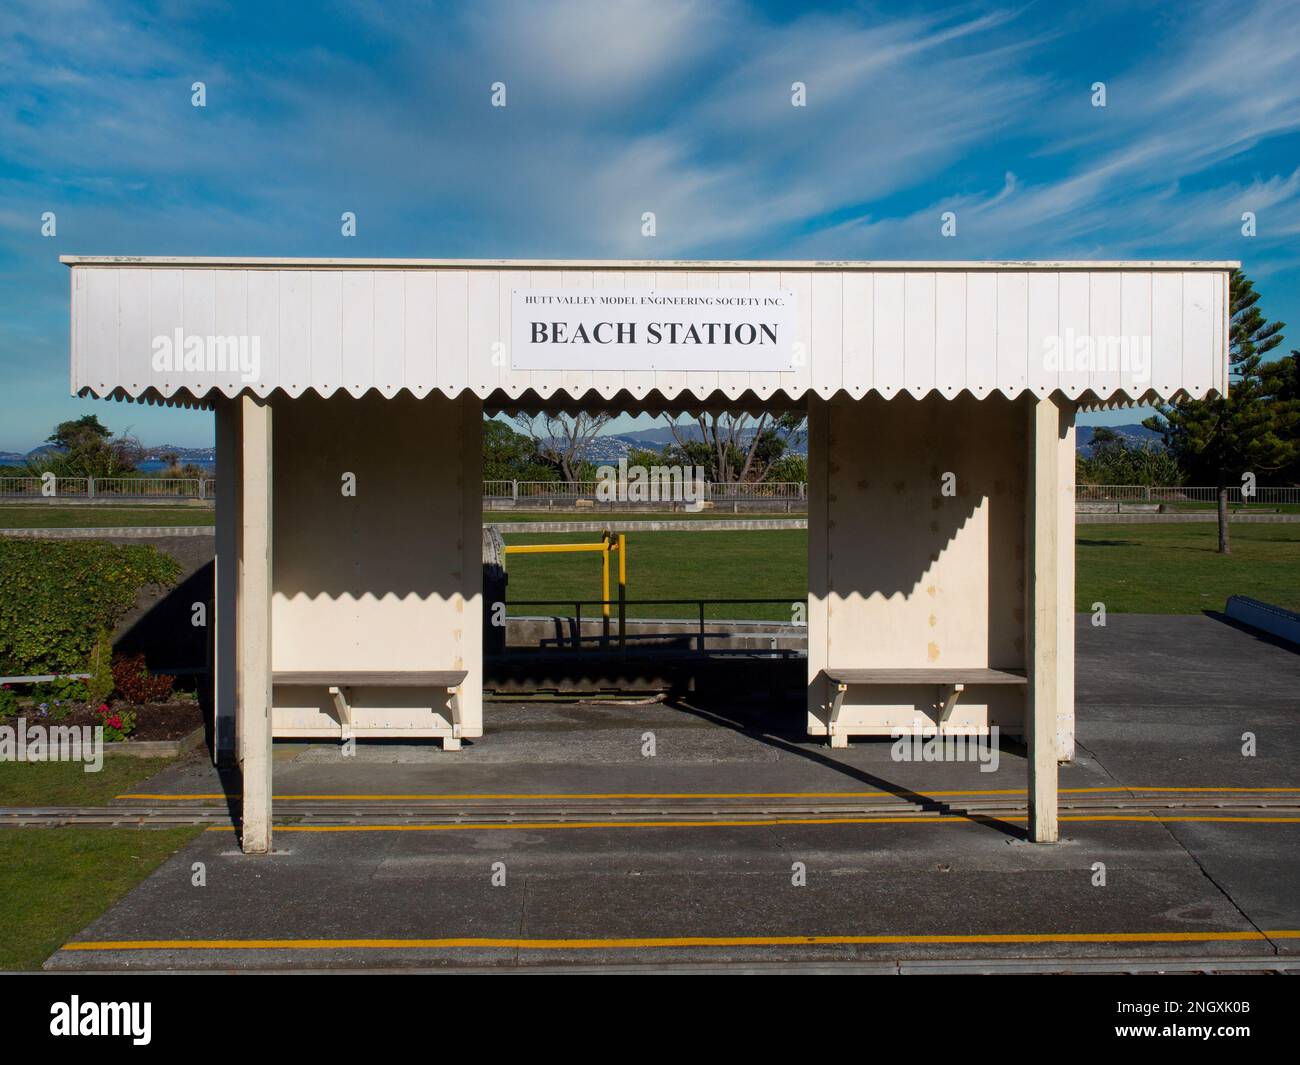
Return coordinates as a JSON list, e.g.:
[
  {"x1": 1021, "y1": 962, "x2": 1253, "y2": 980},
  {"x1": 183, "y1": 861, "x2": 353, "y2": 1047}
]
[
  {"x1": 74, "y1": 382, "x2": 1222, "y2": 408},
  {"x1": 59, "y1": 256, "x2": 1242, "y2": 270}
]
